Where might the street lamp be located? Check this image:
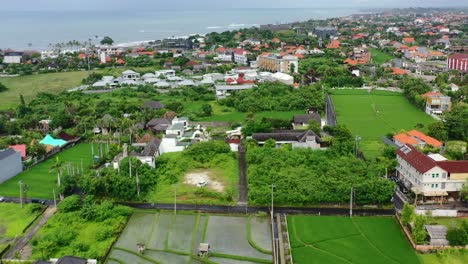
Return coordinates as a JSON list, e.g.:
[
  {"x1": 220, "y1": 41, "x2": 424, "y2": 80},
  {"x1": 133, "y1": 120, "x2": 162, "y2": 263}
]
[
  {"x1": 355, "y1": 136, "x2": 362, "y2": 158},
  {"x1": 271, "y1": 184, "x2": 276, "y2": 216}
]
